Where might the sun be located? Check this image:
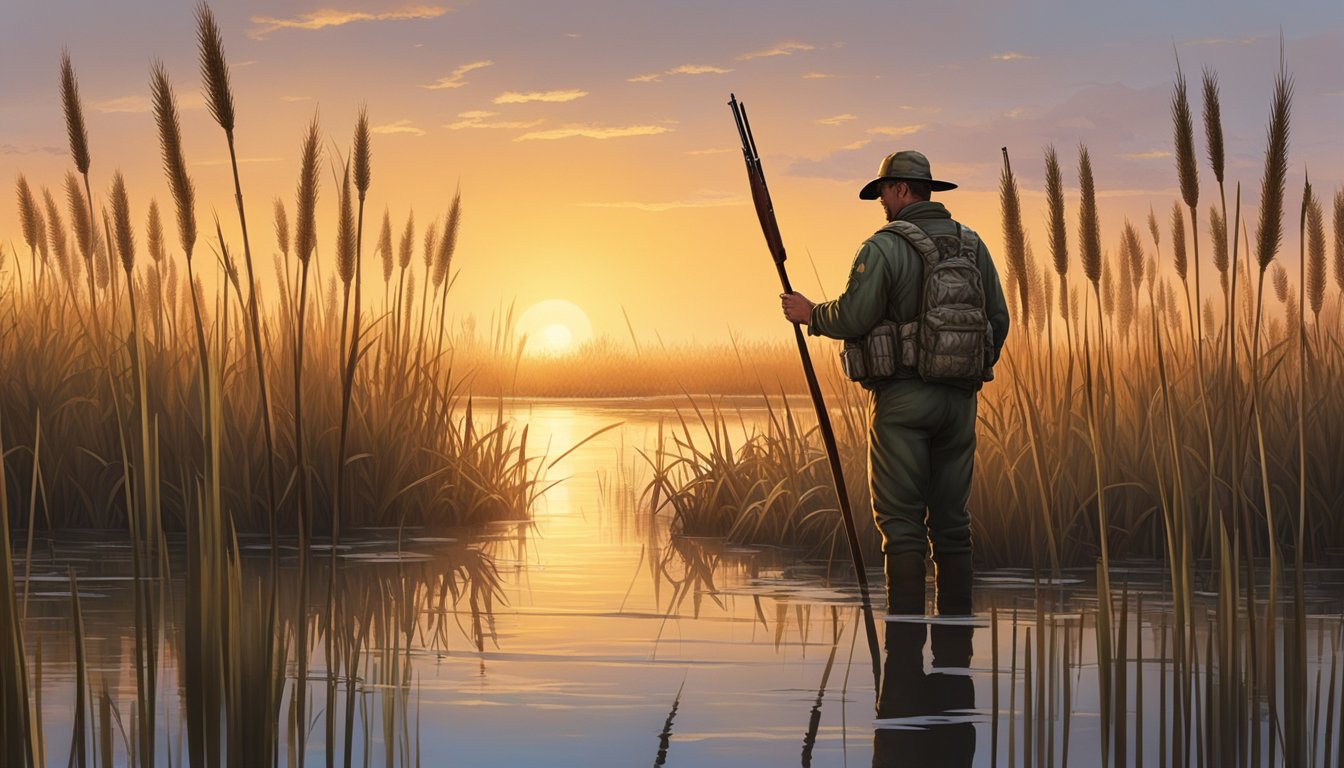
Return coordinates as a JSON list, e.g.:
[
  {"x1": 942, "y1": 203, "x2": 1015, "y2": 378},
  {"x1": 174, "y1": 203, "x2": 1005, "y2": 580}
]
[{"x1": 517, "y1": 299, "x2": 593, "y2": 355}]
